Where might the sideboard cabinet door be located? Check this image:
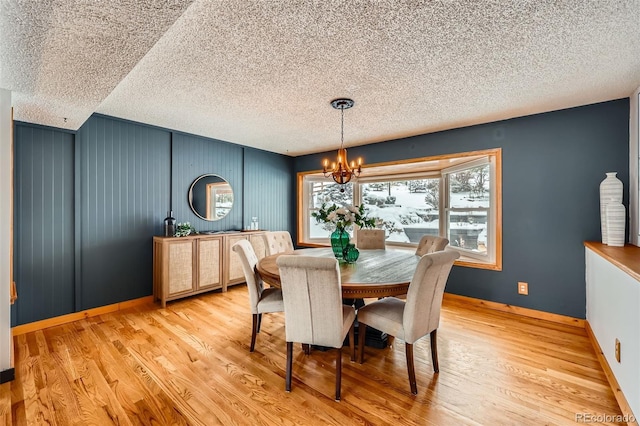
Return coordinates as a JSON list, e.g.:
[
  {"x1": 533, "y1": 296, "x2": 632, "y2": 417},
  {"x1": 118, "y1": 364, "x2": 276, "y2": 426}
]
[
  {"x1": 224, "y1": 234, "x2": 250, "y2": 289},
  {"x1": 197, "y1": 237, "x2": 223, "y2": 291},
  {"x1": 154, "y1": 231, "x2": 266, "y2": 305},
  {"x1": 154, "y1": 238, "x2": 196, "y2": 307}
]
